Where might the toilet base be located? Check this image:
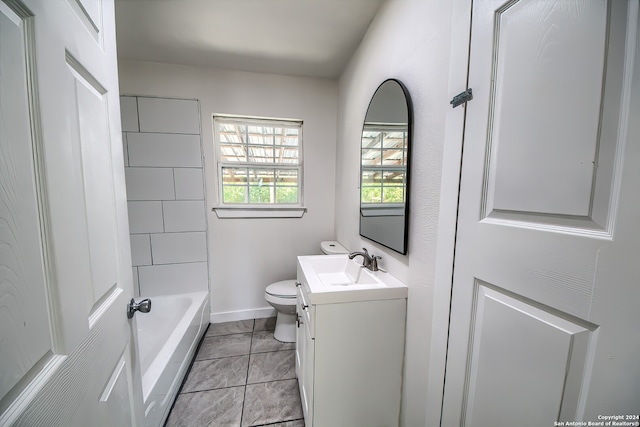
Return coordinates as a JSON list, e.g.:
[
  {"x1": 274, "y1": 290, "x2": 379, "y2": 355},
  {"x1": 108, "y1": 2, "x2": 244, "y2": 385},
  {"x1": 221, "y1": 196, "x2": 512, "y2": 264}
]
[{"x1": 273, "y1": 312, "x2": 296, "y2": 343}]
